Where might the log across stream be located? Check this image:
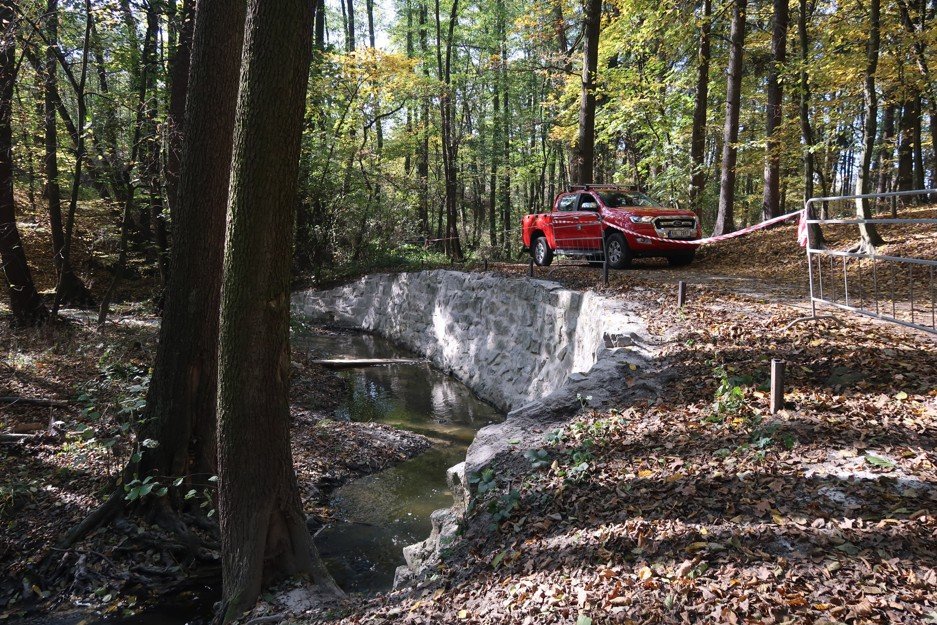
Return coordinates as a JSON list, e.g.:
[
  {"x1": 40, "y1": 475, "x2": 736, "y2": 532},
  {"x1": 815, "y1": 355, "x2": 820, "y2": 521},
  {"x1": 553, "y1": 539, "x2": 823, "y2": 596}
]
[{"x1": 294, "y1": 326, "x2": 504, "y2": 593}]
